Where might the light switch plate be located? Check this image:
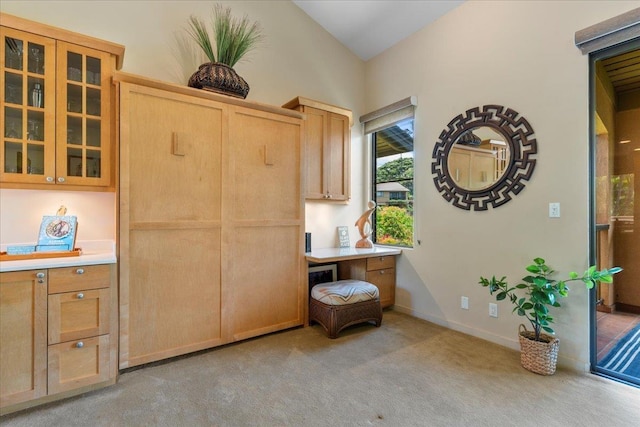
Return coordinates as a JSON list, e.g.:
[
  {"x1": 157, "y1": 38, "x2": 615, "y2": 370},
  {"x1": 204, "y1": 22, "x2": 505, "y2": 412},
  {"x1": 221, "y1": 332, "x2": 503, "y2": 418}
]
[{"x1": 549, "y1": 202, "x2": 560, "y2": 218}]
